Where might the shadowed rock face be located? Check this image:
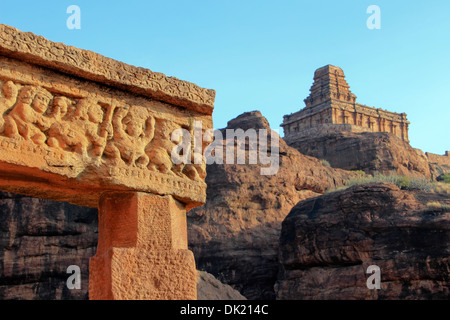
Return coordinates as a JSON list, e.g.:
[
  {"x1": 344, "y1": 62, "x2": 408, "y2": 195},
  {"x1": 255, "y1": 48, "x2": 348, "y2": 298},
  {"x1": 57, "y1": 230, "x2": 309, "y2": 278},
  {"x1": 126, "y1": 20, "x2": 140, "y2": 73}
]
[
  {"x1": 0, "y1": 192, "x2": 98, "y2": 300},
  {"x1": 0, "y1": 192, "x2": 246, "y2": 300},
  {"x1": 276, "y1": 183, "x2": 450, "y2": 300},
  {"x1": 187, "y1": 111, "x2": 354, "y2": 300},
  {"x1": 285, "y1": 131, "x2": 434, "y2": 179}
]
